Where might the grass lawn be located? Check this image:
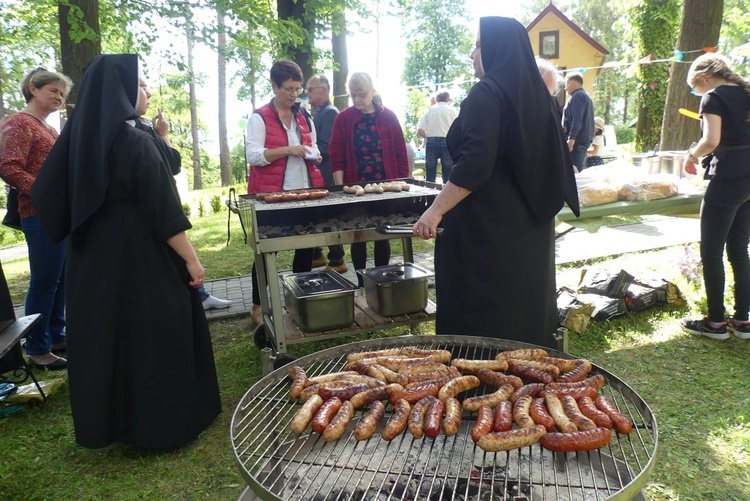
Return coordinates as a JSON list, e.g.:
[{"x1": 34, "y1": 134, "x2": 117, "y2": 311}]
[{"x1": 1, "y1": 187, "x2": 749, "y2": 500}]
